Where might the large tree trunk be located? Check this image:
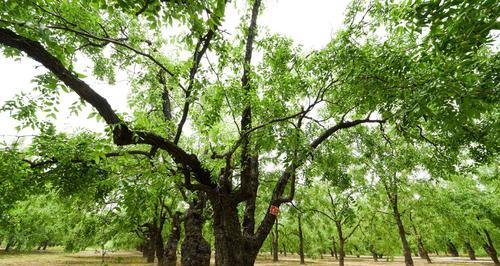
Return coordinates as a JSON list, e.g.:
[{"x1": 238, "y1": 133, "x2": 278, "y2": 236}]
[
  {"x1": 212, "y1": 198, "x2": 257, "y2": 266},
  {"x1": 298, "y1": 215, "x2": 305, "y2": 265},
  {"x1": 464, "y1": 241, "x2": 476, "y2": 260},
  {"x1": 272, "y1": 218, "x2": 279, "y2": 262},
  {"x1": 392, "y1": 201, "x2": 414, "y2": 266},
  {"x1": 447, "y1": 240, "x2": 459, "y2": 257},
  {"x1": 181, "y1": 198, "x2": 211, "y2": 266},
  {"x1": 483, "y1": 229, "x2": 500, "y2": 265}
]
